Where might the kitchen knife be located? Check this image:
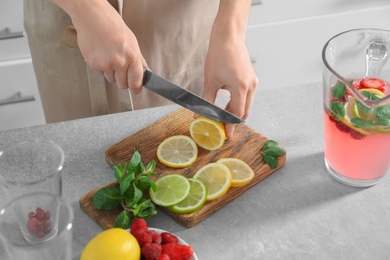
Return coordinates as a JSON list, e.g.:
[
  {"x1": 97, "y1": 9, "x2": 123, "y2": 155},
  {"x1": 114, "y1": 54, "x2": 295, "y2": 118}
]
[{"x1": 143, "y1": 70, "x2": 244, "y2": 124}]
